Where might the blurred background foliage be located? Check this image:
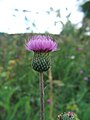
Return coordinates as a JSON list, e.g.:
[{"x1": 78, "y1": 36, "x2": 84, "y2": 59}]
[{"x1": 0, "y1": 0, "x2": 90, "y2": 120}]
